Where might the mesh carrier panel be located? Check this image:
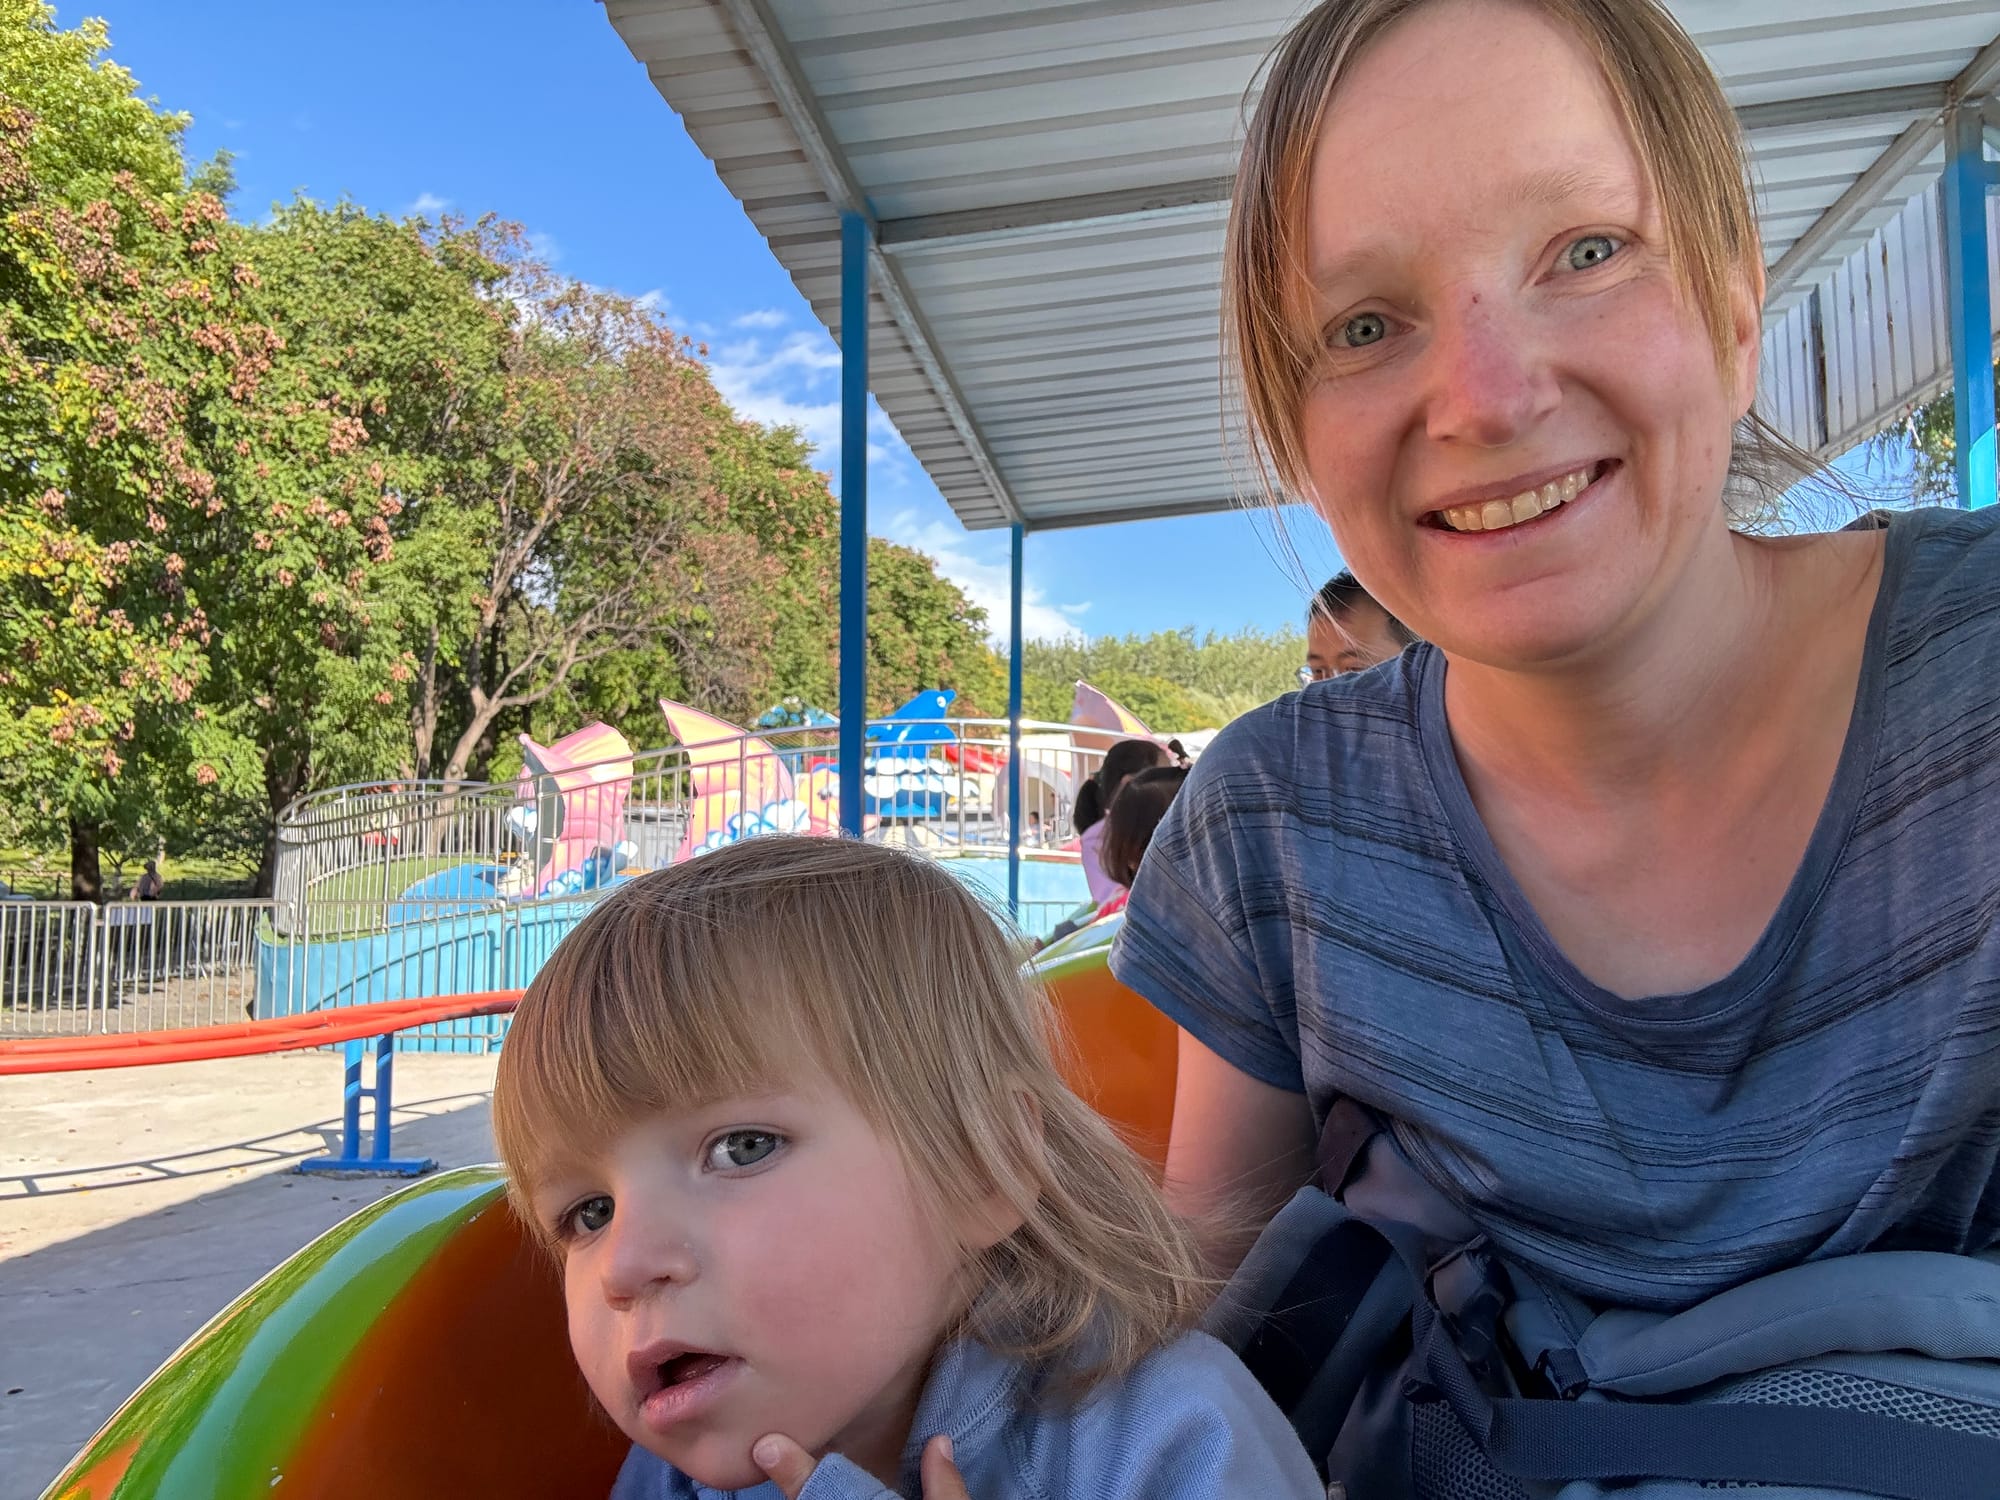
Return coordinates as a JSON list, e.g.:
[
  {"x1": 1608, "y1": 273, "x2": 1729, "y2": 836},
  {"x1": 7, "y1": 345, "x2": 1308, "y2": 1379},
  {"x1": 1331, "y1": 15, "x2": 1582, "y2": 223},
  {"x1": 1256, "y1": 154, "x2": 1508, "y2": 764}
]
[
  {"x1": 1711, "y1": 1366, "x2": 2000, "y2": 1440},
  {"x1": 1404, "y1": 1368, "x2": 2000, "y2": 1495},
  {"x1": 1411, "y1": 1399, "x2": 1530, "y2": 1500}
]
